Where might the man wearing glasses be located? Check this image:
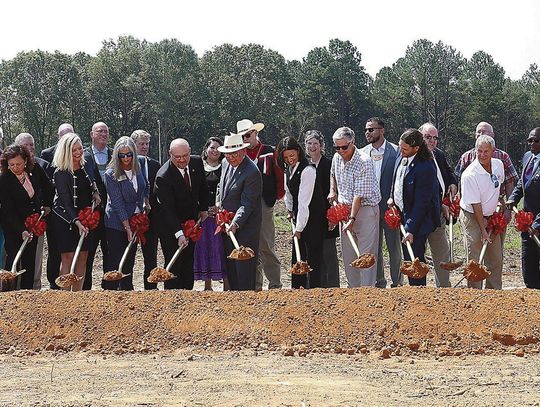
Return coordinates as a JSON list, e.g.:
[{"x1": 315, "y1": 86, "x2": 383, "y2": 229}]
[
  {"x1": 459, "y1": 135, "x2": 504, "y2": 289},
  {"x1": 328, "y1": 127, "x2": 381, "y2": 287},
  {"x1": 419, "y1": 123, "x2": 458, "y2": 287},
  {"x1": 237, "y1": 119, "x2": 283, "y2": 290},
  {"x1": 359, "y1": 117, "x2": 402, "y2": 288},
  {"x1": 507, "y1": 128, "x2": 540, "y2": 289}
]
